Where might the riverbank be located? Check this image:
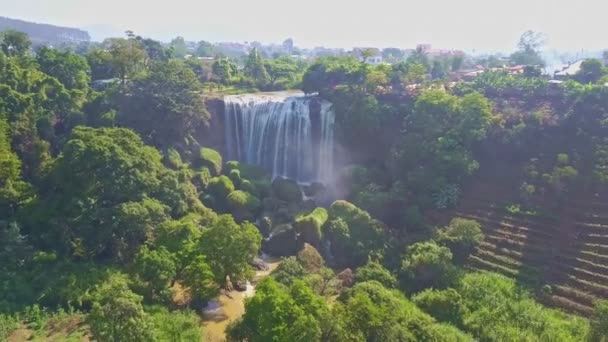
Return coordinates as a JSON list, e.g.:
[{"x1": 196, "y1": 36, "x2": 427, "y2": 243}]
[{"x1": 201, "y1": 255, "x2": 281, "y2": 342}]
